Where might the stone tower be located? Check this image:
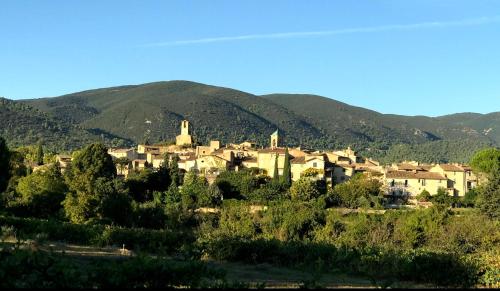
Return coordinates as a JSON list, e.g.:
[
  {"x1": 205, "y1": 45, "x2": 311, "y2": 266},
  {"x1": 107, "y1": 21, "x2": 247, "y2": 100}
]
[
  {"x1": 181, "y1": 120, "x2": 189, "y2": 135},
  {"x1": 176, "y1": 120, "x2": 193, "y2": 146},
  {"x1": 270, "y1": 129, "x2": 279, "y2": 149}
]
